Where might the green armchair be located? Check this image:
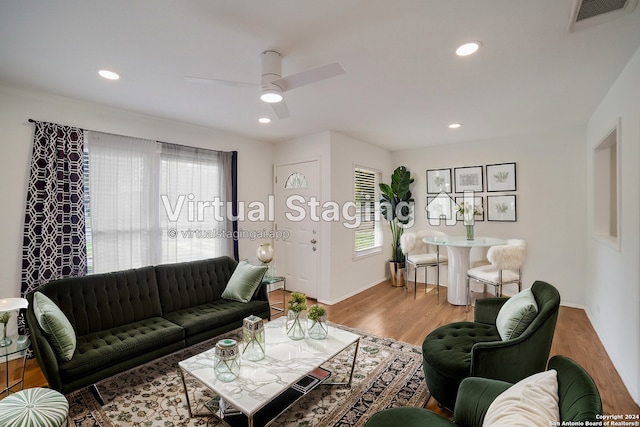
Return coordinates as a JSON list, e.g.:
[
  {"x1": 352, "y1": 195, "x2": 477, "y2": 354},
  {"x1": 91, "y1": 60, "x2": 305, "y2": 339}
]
[
  {"x1": 365, "y1": 355, "x2": 602, "y2": 427},
  {"x1": 422, "y1": 280, "x2": 560, "y2": 409}
]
